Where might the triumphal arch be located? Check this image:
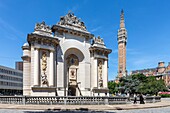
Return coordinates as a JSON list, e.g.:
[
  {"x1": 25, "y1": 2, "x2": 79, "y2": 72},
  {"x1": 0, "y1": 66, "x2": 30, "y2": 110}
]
[{"x1": 22, "y1": 12, "x2": 112, "y2": 96}]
